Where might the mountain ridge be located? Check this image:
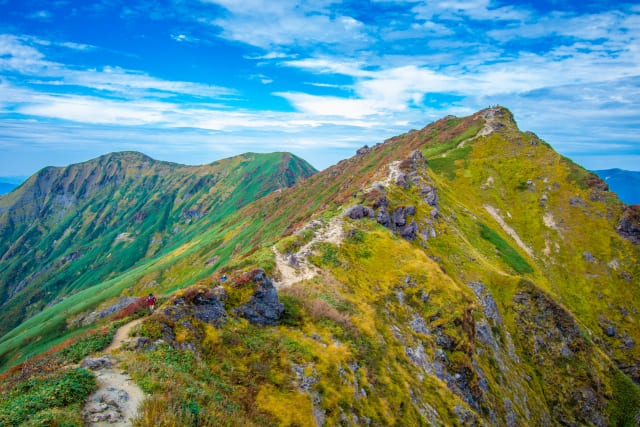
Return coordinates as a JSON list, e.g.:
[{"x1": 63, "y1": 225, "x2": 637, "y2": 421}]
[
  {"x1": 1, "y1": 106, "x2": 639, "y2": 426},
  {"x1": 0, "y1": 150, "x2": 316, "y2": 337}
]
